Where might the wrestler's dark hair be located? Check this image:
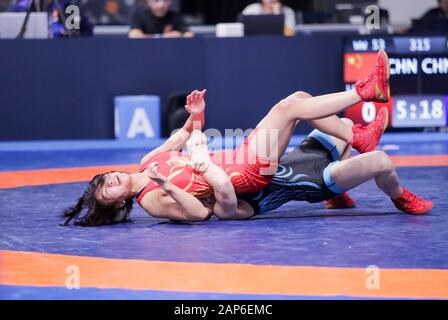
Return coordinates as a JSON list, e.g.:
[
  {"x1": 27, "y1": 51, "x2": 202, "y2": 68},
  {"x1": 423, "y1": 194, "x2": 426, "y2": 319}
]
[{"x1": 62, "y1": 173, "x2": 133, "y2": 227}]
